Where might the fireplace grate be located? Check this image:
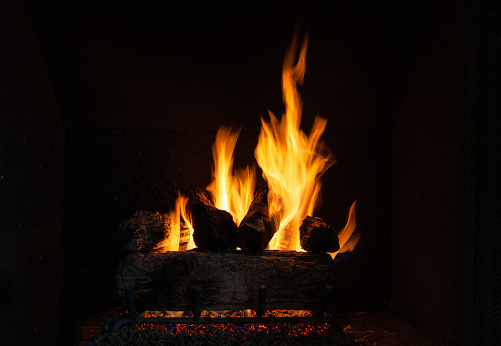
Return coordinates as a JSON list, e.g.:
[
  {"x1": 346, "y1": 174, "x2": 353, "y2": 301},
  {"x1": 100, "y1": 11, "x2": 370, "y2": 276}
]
[{"x1": 111, "y1": 286, "x2": 338, "y2": 332}]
